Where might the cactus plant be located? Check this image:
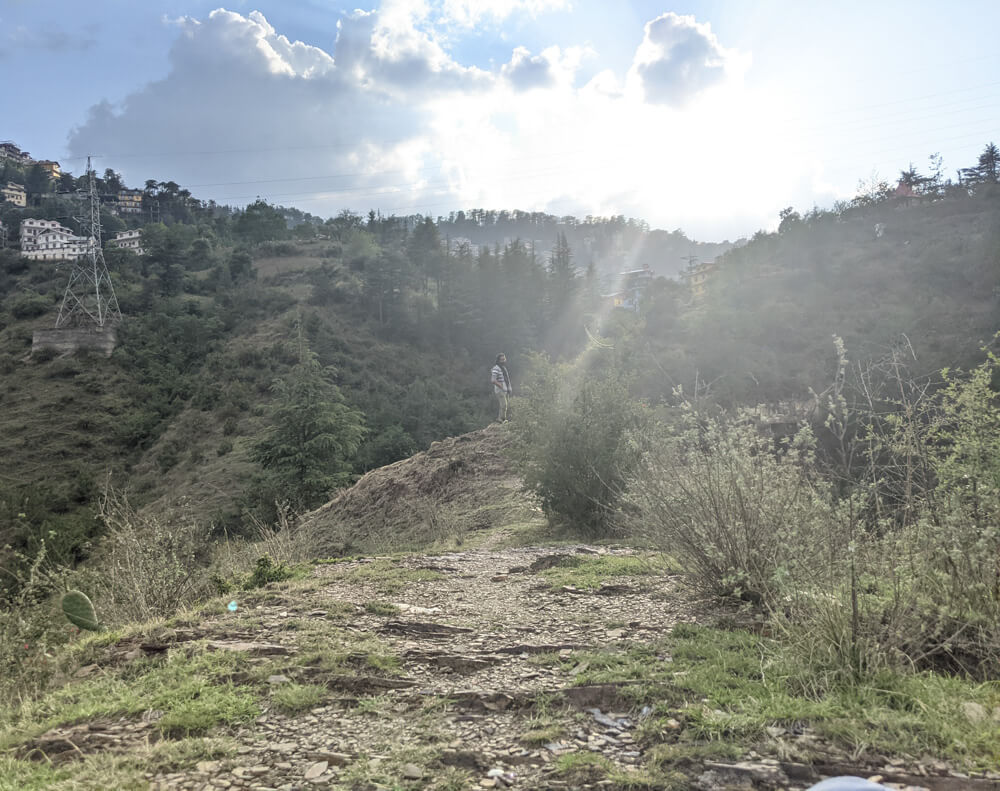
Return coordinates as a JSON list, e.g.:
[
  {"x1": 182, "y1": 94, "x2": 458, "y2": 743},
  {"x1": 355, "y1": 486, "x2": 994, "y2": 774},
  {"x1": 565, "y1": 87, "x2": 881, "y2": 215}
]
[{"x1": 61, "y1": 590, "x2": 100, "y2": 632}]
